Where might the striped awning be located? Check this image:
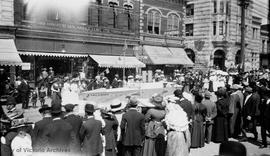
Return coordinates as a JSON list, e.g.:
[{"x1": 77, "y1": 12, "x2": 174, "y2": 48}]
[
  {"x1": 0, "y1": 39, "x2": 23, "y2": 66},
  {"x1": 143, "y1": 45, "x2": 194, "y2": 65},
  {"x1": 90, "y1": 55, "x2": 145, "y2": 68},
  {"x1": 18, "y1": 51, "x2": 89, "y2": 58}
]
